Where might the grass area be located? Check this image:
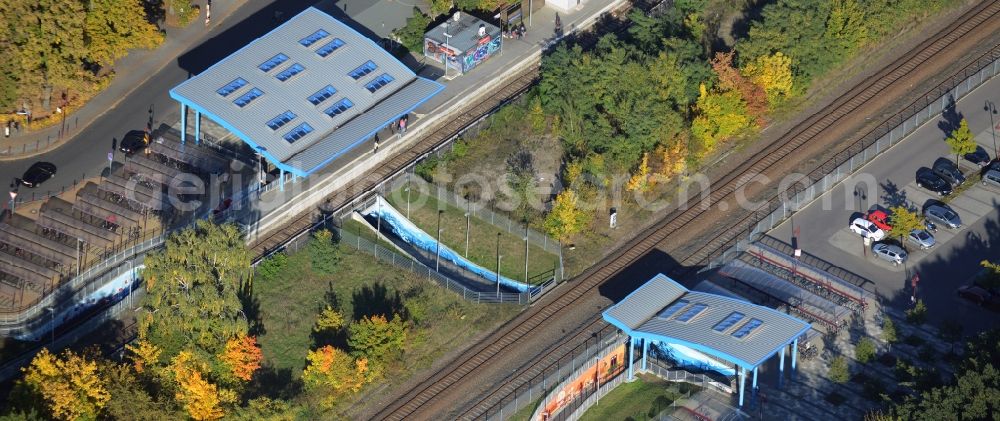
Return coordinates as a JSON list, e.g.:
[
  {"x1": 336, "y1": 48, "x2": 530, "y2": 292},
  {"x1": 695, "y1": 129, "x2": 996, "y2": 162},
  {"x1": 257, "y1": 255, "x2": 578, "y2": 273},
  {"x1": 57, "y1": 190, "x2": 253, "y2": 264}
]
[
  {"x1": 341, "y1": 218, "x2": 402, "y2": 252},
  {"x1": 507, "y1": 397, "x2": 542, "y2": 421},
  {"x1": 384, "y1": 187, "x2": 560, "y2": 285},
  {"x1": 578, "y1": 374, "x2": 694, "y2": 421},
  {"x1": 252, "y1": 234, "x2": 521, "y2": 414}
]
